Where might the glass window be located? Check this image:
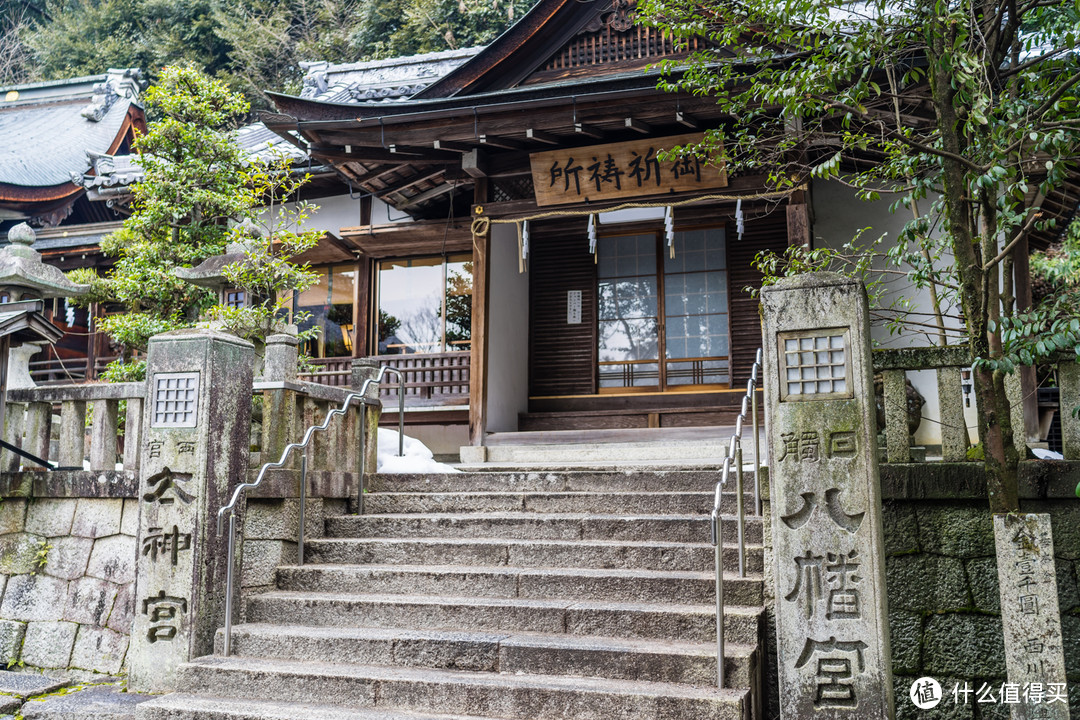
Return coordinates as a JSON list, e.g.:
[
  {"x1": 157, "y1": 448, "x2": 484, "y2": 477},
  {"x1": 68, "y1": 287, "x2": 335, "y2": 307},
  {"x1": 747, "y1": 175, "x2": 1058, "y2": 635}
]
[
  {"x1": 377, "y1": 254, "x2": 472, "y2": 355},
  {"x1": 293, "y1": 264, "x2": 356, "y2": 359}
]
